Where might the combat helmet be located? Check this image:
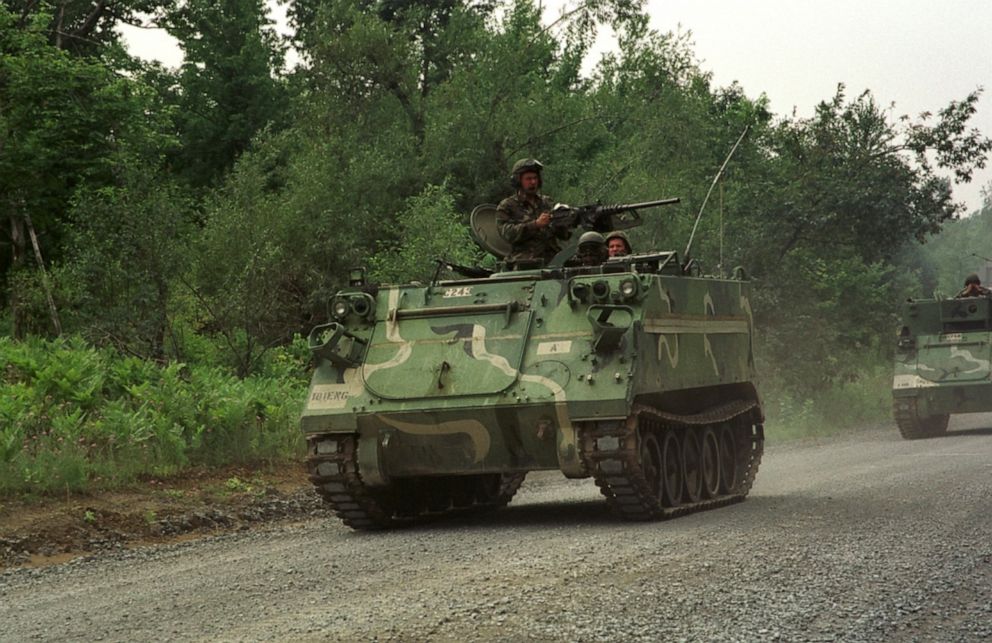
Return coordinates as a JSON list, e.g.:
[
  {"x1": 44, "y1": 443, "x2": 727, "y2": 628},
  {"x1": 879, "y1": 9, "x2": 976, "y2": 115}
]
[
  {"x1": 578, "y1": 231, "x2": 606, "y2": 247},
  {"x1": 510, "y1": 158, "x2": 544, "y2": 189},
  {"x1": 605, "y1": 230, "x2": 632, "y2": 255}
]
